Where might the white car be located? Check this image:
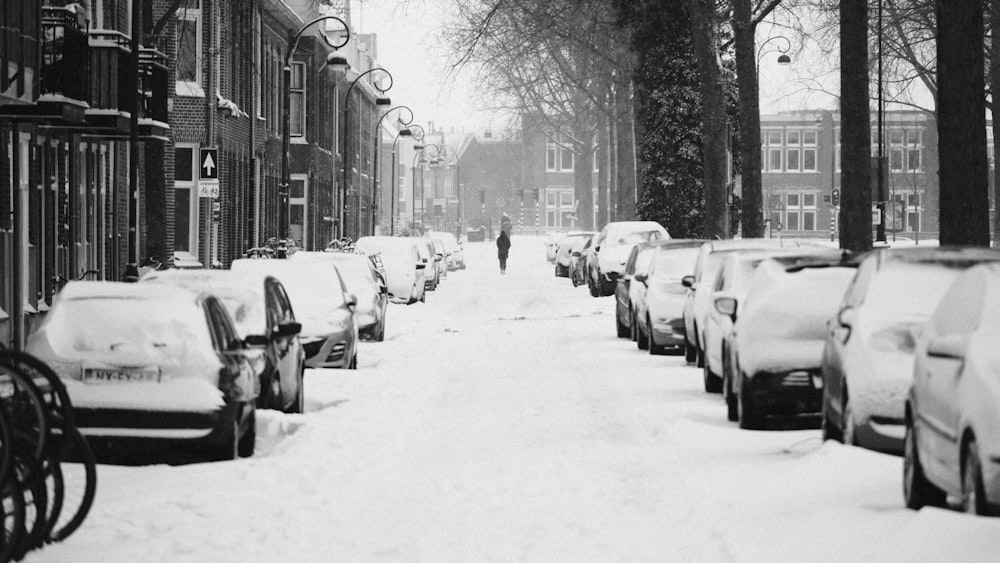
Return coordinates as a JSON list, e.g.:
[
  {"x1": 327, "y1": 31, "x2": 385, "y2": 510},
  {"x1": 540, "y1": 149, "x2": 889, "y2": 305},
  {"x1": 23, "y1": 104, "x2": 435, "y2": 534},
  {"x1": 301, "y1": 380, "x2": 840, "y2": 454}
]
[
  {"x1": 728, "y1": 252, "x2": 857, "y2": 430},
  {"x1": 231, "y1": 259, "x2": 360, "y2": 369},
  {"x1": 905, "y1": 262, "x2": 1000, "y2": 515},
  {"x1": 631, "y1": 241, "x2": 704, "y2": 354},
  {"x1": 822, "y1": 247, "x2": 1000, "y2": 454},
  {"x1": 588, "y1": 221, "x2": 669, "y2": 297},
  {"x1": 682, "y1": 238, "x2": 810, "y2": 387},
  {"x1": 294, "y1": 251, "x2": 389, "y2": 342},
  {"x1": 355, "y1": 236, "x2": 428, "y2": 304},
  {"x1": 429, "y1": 237, "x2": 448, "y2": 280},
  {"x1": 554, "y1": 232, "x2": 595, "y2": 278},
  {"x1": 428, "y1": 231, "x2": 465, "y2": 270},
  {"x1": 545, "y1": 232, "x2": 563, "y2": 262},
  {"x1": 26, "y1": 282, "x2": 260, "y2": 460}
]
